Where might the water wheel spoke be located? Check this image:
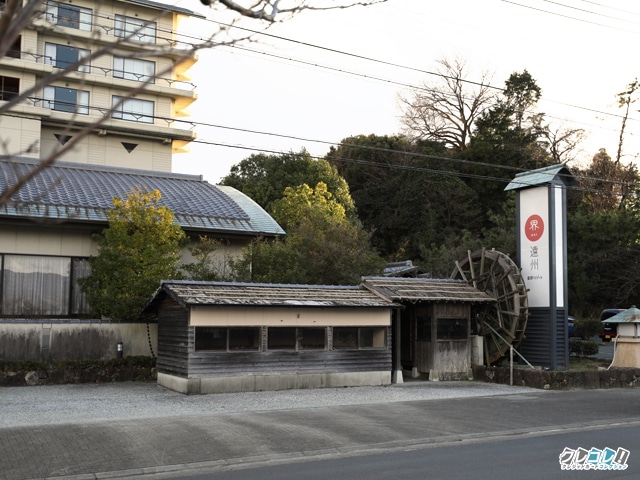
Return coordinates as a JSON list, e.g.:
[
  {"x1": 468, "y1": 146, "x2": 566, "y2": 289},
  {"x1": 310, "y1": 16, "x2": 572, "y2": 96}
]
[
  {"x1": 453, "y1": 261, "x2": 469, "y2": 283},
  {"x1": 451, "y1": 249, "x2": 528, "y2": 365}
]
